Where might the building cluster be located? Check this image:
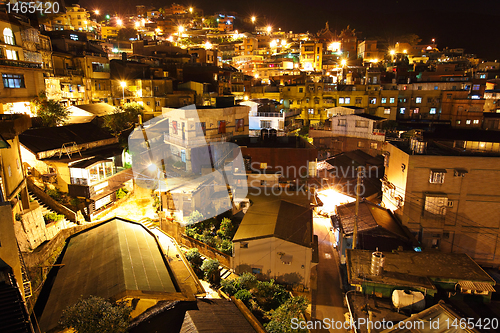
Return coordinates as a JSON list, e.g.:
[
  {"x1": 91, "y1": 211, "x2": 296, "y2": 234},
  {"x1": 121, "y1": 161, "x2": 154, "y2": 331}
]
[{"x1": 0, "y1": 3, "x2": 500, "y2": 333}]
